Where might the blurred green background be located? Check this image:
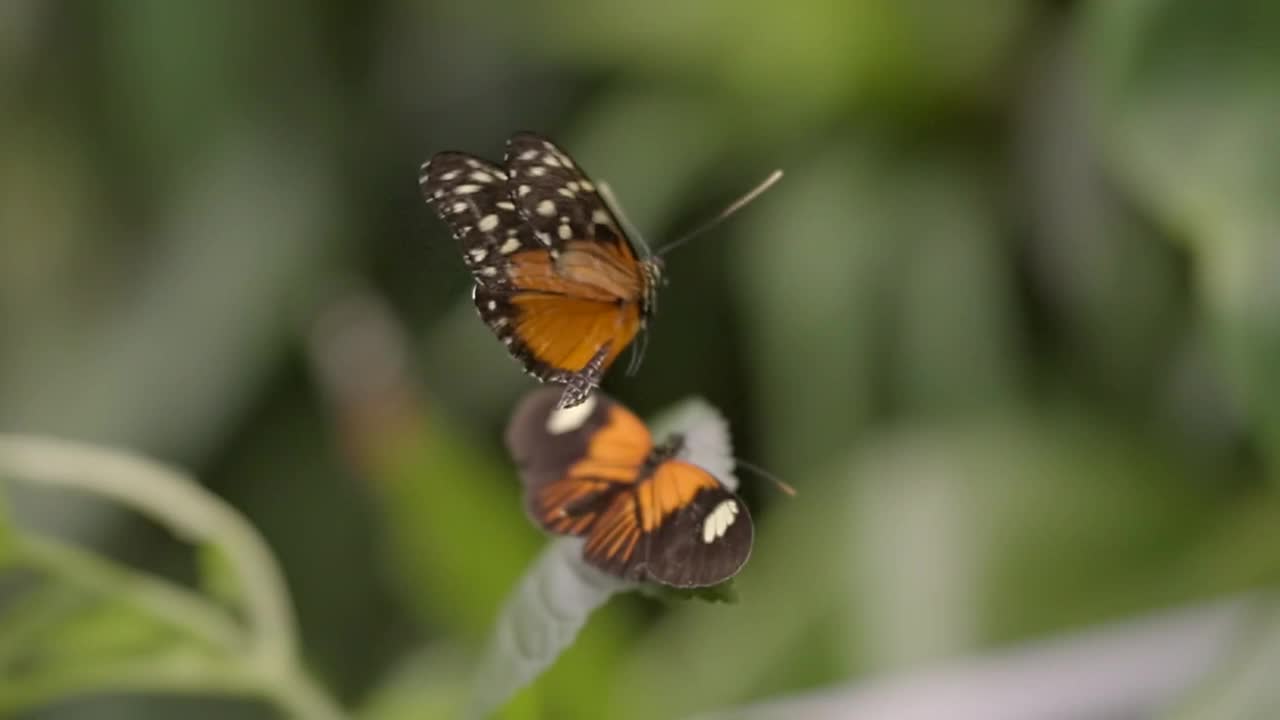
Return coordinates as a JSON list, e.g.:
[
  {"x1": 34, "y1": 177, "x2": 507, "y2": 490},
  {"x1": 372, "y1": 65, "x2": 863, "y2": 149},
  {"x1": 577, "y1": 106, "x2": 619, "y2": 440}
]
[{"x1": 3, "y1": 0, "x2": 1280, "y2": 718}]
